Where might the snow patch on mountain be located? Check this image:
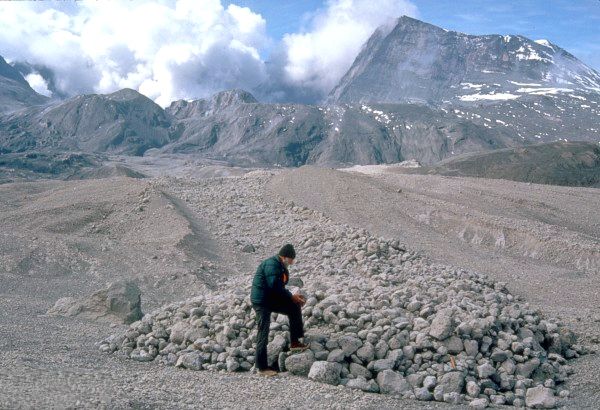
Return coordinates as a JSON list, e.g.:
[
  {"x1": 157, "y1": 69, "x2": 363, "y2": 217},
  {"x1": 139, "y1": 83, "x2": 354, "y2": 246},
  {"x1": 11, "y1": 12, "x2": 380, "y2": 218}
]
[
  {"x1": 516, "y1": 87, "x2": 574, "y2": 95},
  {"x1": 339, "y1": 159, "x2": 421, "y2": 175},
  {"x1": 509, "y1": 81, "x2": 542, "y2": 87},
  {"x1": 459, "y1": 93, "x2": 520, "y2": 101},
  {"x1": 461, "y1": 83, "x2": 484, "y2": 89},
  {"x1": 534, "y1": 39, "x2": 555, "y2": 51},
  {"x1": 514, "y1": 45, "x2": 552, "y2": 62}
]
